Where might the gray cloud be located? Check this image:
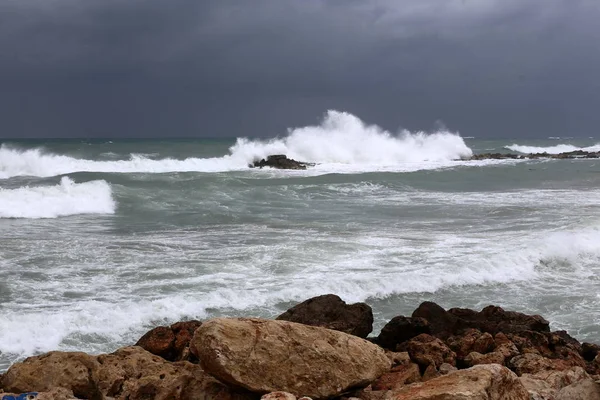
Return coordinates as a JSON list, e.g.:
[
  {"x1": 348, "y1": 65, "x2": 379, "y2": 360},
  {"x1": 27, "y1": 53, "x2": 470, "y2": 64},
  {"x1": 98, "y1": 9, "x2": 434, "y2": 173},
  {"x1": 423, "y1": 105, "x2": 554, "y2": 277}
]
[{"x1": 1, "y1": 0, "x2": 599, "y2": 138}]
